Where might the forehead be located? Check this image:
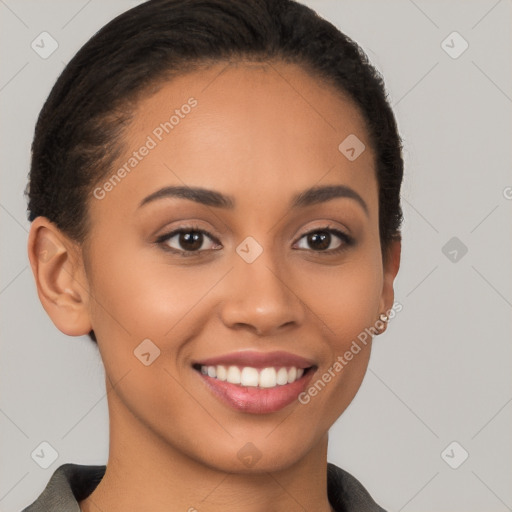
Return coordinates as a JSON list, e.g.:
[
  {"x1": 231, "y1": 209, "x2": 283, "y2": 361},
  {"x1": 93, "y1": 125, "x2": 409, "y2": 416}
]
[{"x1": 92, "y1": 61, "x2": 377, "y2": 216}]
